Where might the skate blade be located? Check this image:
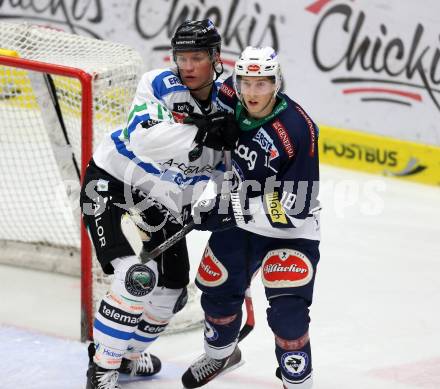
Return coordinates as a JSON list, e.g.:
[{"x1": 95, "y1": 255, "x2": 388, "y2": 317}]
[{"x1": 218, "y1": 358, "x2": 245, "y2": 378}]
